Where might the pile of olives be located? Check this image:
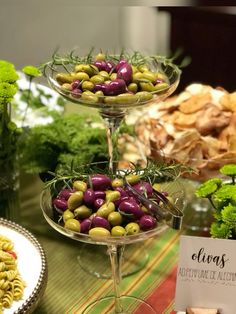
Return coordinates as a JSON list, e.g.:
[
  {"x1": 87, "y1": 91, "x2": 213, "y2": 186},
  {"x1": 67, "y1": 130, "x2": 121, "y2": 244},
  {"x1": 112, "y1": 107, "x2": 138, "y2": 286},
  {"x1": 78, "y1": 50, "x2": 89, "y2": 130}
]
[
  {"x1": 52, "y1": 173, "x2": 168, "y2": 237},
  {"x1": 55, "y1": 53, "x2": 170, "y2": 105}
]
